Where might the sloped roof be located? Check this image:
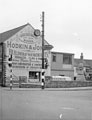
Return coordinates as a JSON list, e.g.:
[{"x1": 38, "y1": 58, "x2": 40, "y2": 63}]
[
  {"x1": 0, "y1": 23, "x2": 31, "y2": 43},
  {"x1": 74, "y1": 58, "x2": 92, "y2": 67},
  {"x1": 84, "y1": 59, "x2": 92, "y2": 67},
  {"x1": 0, "y1": 23, "x2": 52, "y2": 47}
]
